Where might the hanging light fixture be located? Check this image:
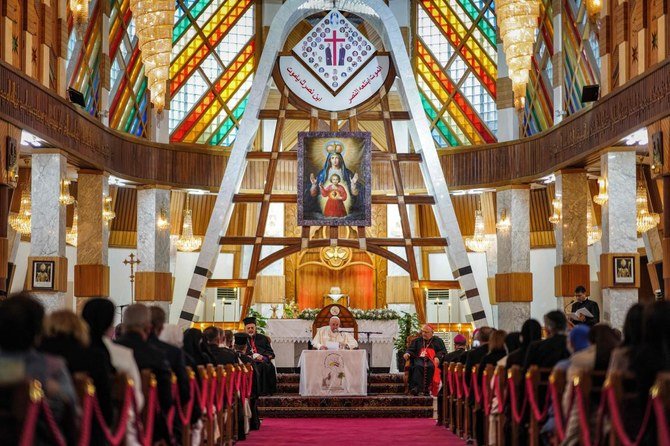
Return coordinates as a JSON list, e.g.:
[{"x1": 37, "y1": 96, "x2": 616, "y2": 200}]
[
  {"x1": 496, "y1": 208, "x2": 511, "y2": 231},
  {"x1": 465, "y1": 209, "x2": 492, "y2": 252},
  {"x1": 9, "y1": 183, "x2": 32, "y2": 236},
  {"x1": 69, "y1": 0, "x2": 89, "y2": 34},
  {"x1": 548, "y1": 196, "x2": 562, "y2": 225},
  {"x1": 102, "y1": 195, "x2": 116, "y2": 223},
  {"x1": 497, "y1": 0, "x2": 540, "y2": 109},
  {"x1": 636, "y1": 183, "x2": 660, "y2": 233},
  {"x1": 59, "y1": 179, "x2": 75, "y2": 206},
  {"x1": 585, "y1": 0, "x2": 602, "y2": 20},
  {"x1": 593, "y1": 176, "x2": 608, "y2": 206},
  {"x1": 67, "y1": 205, "x2": 79, "y2": 247},
  {"x1": 129, "y1": 0, "x2": 173, "y2": 112},
  {"x1": 586, "y1": 206, "x2": 601, "y2": 246},
  {"x1": 176, "y1": 194, "x2": 202, "y2": 252},
  {"x1": 156, "y1": 206, "x2": 169, "y2": 230}
]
